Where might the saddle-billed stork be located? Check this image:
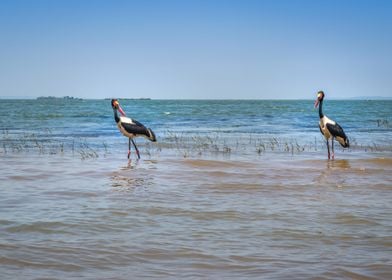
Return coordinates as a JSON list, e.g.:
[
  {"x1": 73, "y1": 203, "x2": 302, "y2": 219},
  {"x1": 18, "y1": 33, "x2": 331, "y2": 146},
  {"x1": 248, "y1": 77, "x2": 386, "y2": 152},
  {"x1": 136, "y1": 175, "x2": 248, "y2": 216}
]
[
  {"x1": 314, "y1": 91, "x2": 349, "y2": 160},
  {"x1": 111, "y1": 99, "x2": 156, "y2": 159}
]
